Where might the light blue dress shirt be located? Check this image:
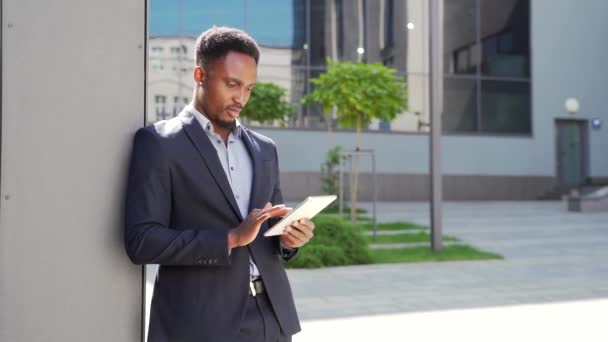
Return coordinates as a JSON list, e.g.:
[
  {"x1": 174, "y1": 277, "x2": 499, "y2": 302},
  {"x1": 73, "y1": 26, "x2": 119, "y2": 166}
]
[{"x1": 188, "y1": 105, "x2": 263, "y2": 277}]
